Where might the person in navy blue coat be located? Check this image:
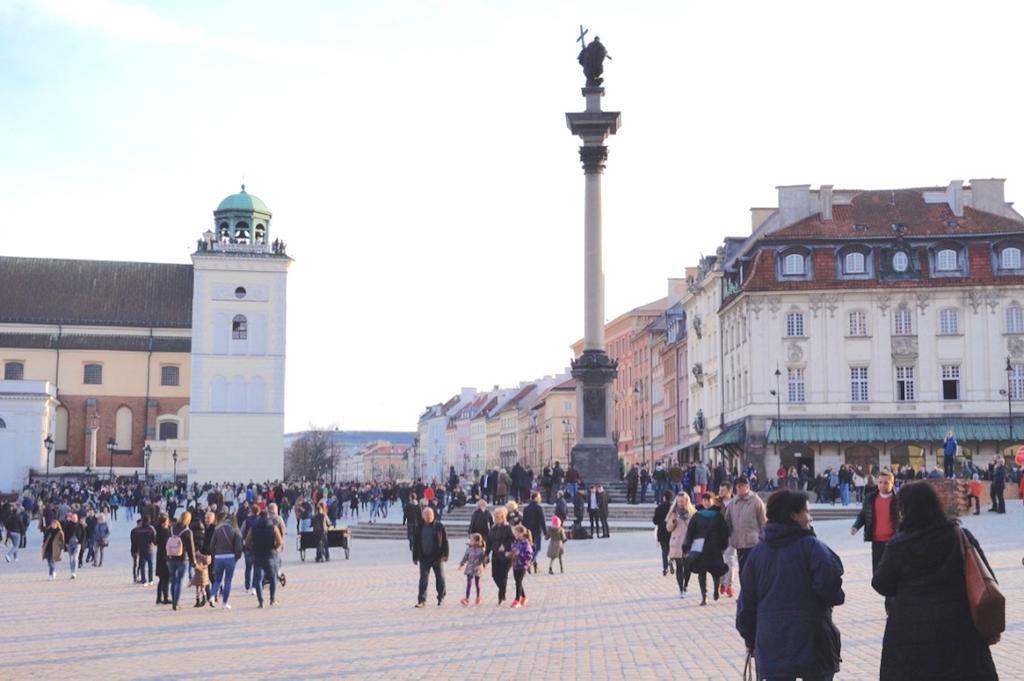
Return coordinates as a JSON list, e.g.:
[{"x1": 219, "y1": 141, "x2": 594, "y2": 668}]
[{"x1": 736, "y1": 490, "x2": 844, "y2": 681}]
